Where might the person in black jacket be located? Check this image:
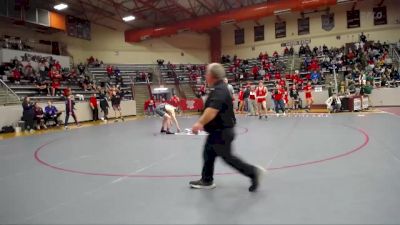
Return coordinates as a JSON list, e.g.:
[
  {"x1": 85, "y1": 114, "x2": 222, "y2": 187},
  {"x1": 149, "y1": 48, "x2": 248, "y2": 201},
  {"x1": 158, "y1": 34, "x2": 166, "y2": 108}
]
[
  {"x1": 22, "y1": 97, "x2": 35, "y2": 132},
  {"x1": 190, "y1": 63, "x2": 266, "y2": 192},
  {"x1": 98, "y1": 90, "x2": 109, "y2": 121},
  {"x1": 64, "y1": 94, "x2": 80, "y2": 129}
]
